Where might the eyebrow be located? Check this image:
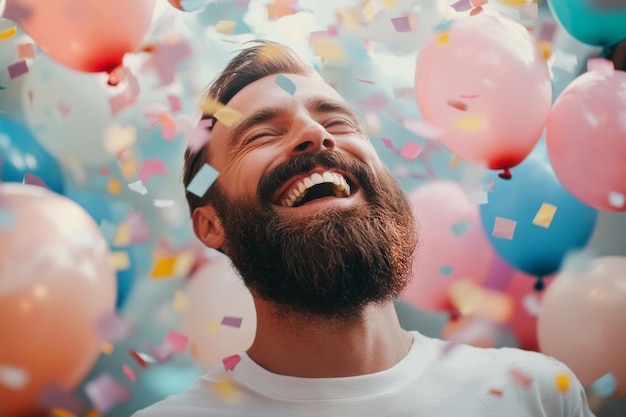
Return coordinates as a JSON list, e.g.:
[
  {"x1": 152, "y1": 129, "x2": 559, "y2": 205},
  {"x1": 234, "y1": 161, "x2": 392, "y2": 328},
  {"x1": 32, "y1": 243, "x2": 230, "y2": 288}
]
[{"x1": 225, "y1": 95, "x2": 362, "y2": 150}]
